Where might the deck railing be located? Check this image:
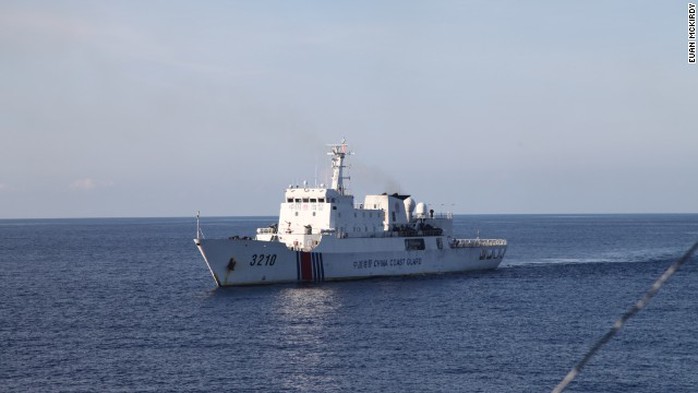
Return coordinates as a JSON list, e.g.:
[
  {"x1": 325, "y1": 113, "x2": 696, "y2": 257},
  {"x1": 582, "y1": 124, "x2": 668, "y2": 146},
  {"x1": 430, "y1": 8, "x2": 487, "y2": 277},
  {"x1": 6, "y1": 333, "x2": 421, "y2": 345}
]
[{"x1": 451, "y1": 239, "x2": 507, "y2": 248}]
